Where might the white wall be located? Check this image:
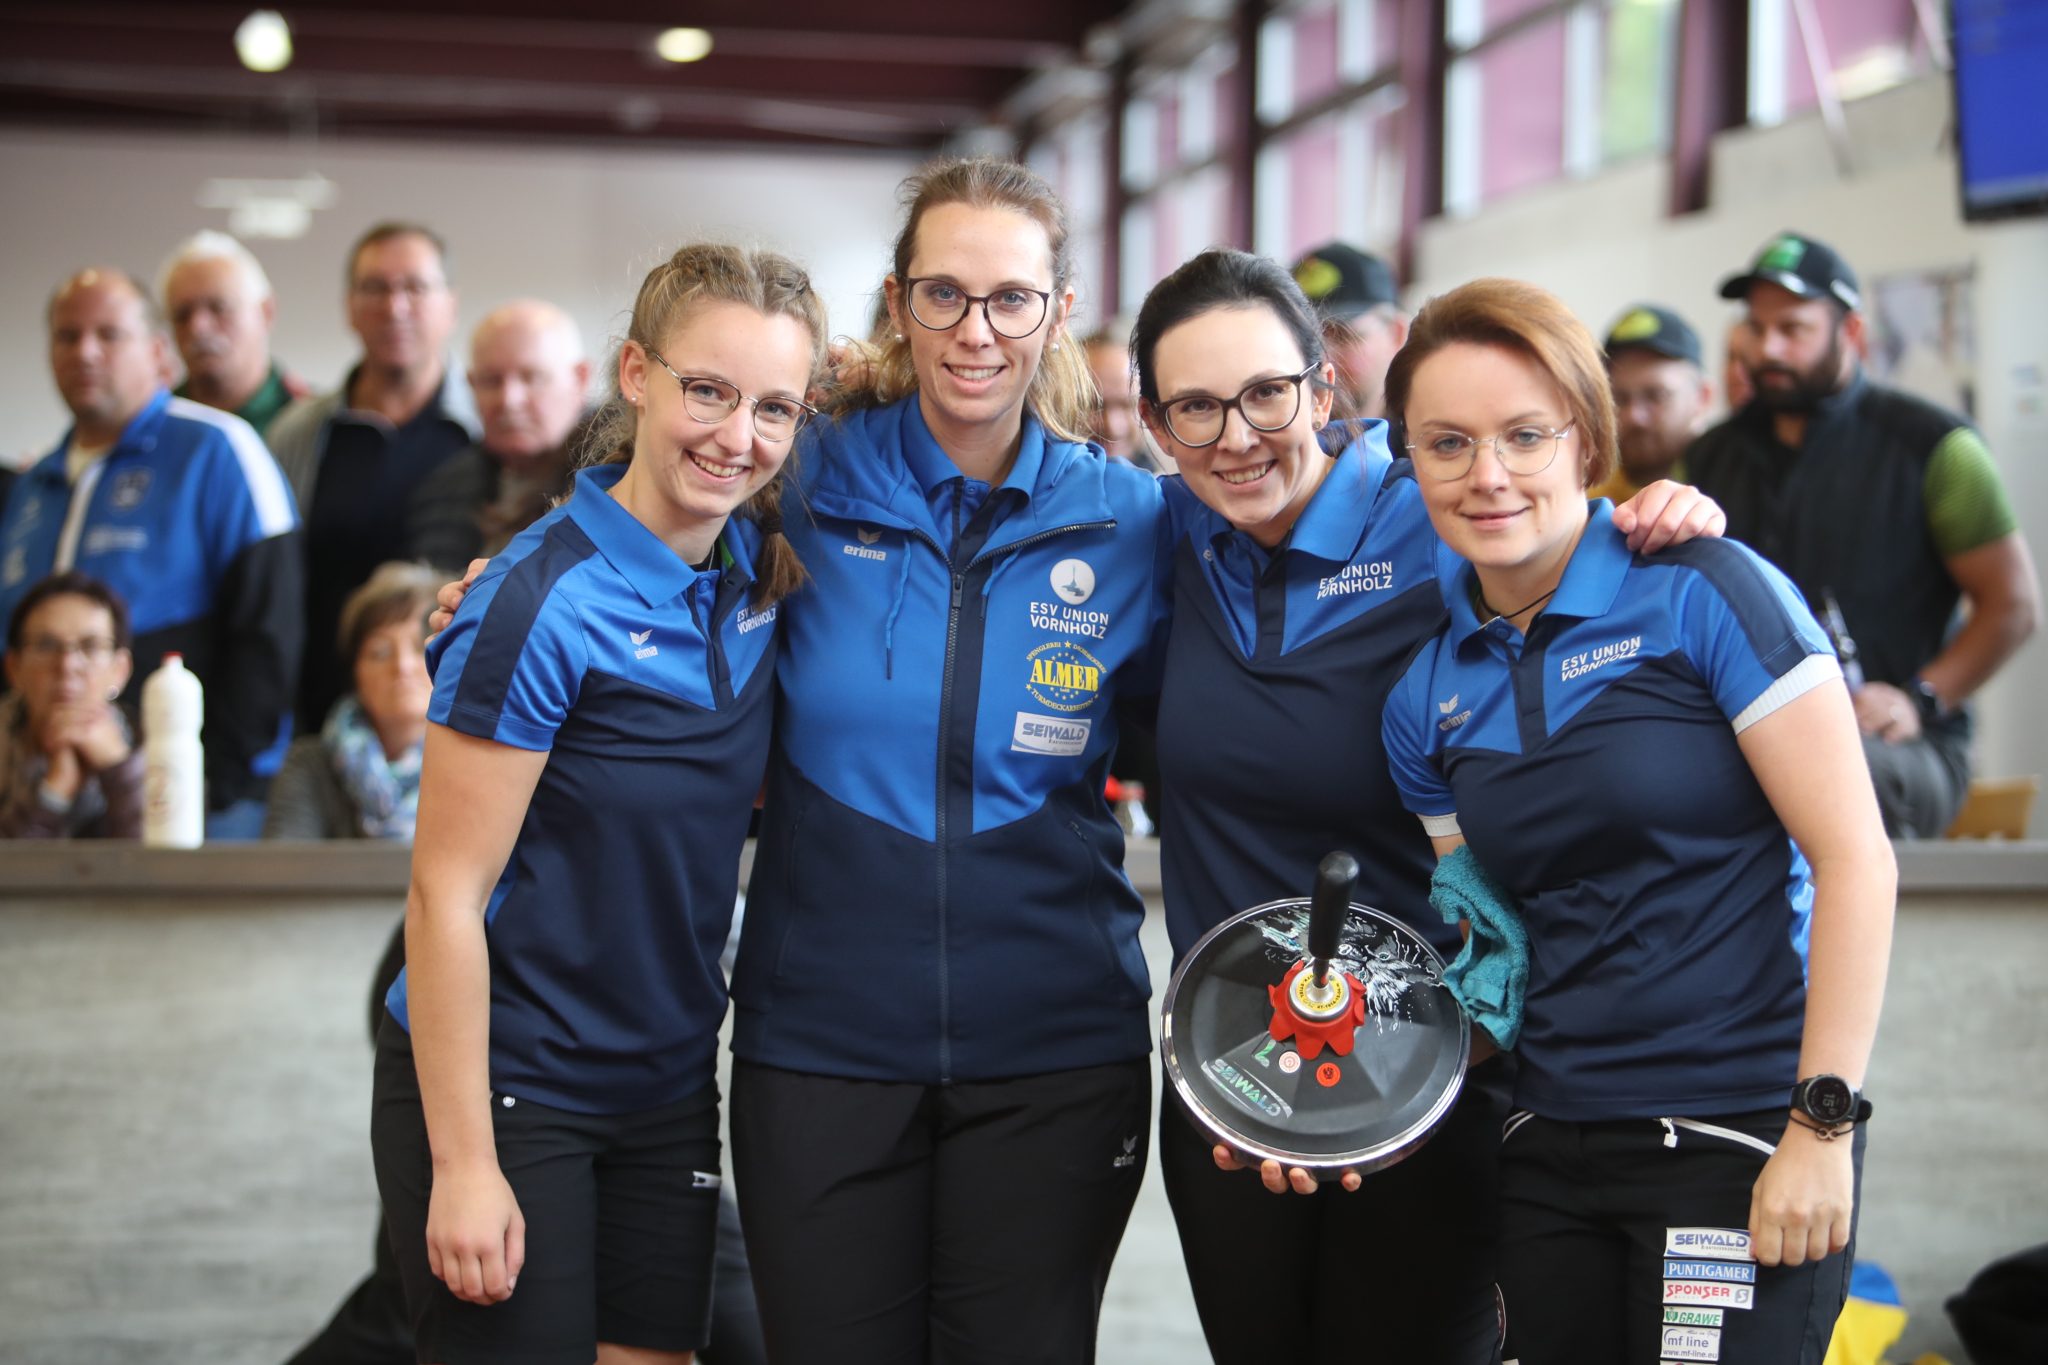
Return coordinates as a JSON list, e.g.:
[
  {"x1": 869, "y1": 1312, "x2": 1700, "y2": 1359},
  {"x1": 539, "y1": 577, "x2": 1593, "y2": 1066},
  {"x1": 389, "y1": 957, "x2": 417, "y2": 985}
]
[
  {"x1": 0, "y1": 128, "x2": 917, "y2": 462},
  {"x1": 1414, "y1": 76, "x2": 2048, "y2": 793}
]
